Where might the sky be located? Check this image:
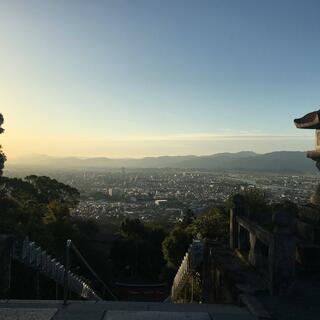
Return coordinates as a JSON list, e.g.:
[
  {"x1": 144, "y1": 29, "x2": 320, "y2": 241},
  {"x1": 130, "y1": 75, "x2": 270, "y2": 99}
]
[{"x1": 1, "y1": 0, "x2": 320, "y2": 160}]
